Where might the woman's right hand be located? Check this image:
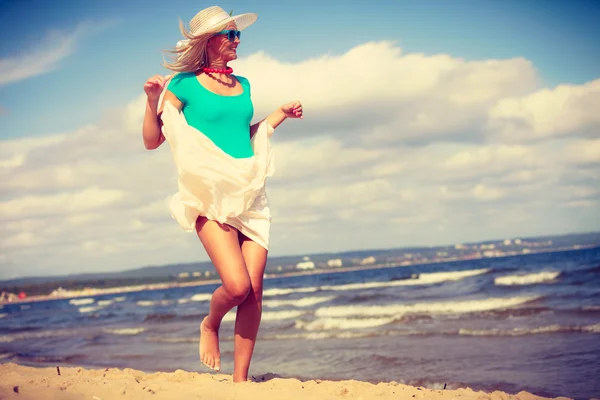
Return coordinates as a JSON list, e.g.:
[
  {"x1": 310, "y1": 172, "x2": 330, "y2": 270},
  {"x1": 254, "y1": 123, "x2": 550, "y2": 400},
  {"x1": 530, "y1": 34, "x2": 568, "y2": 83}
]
[{"x1": 144, "y1": 75, "x2": 170, "y2": 102}]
